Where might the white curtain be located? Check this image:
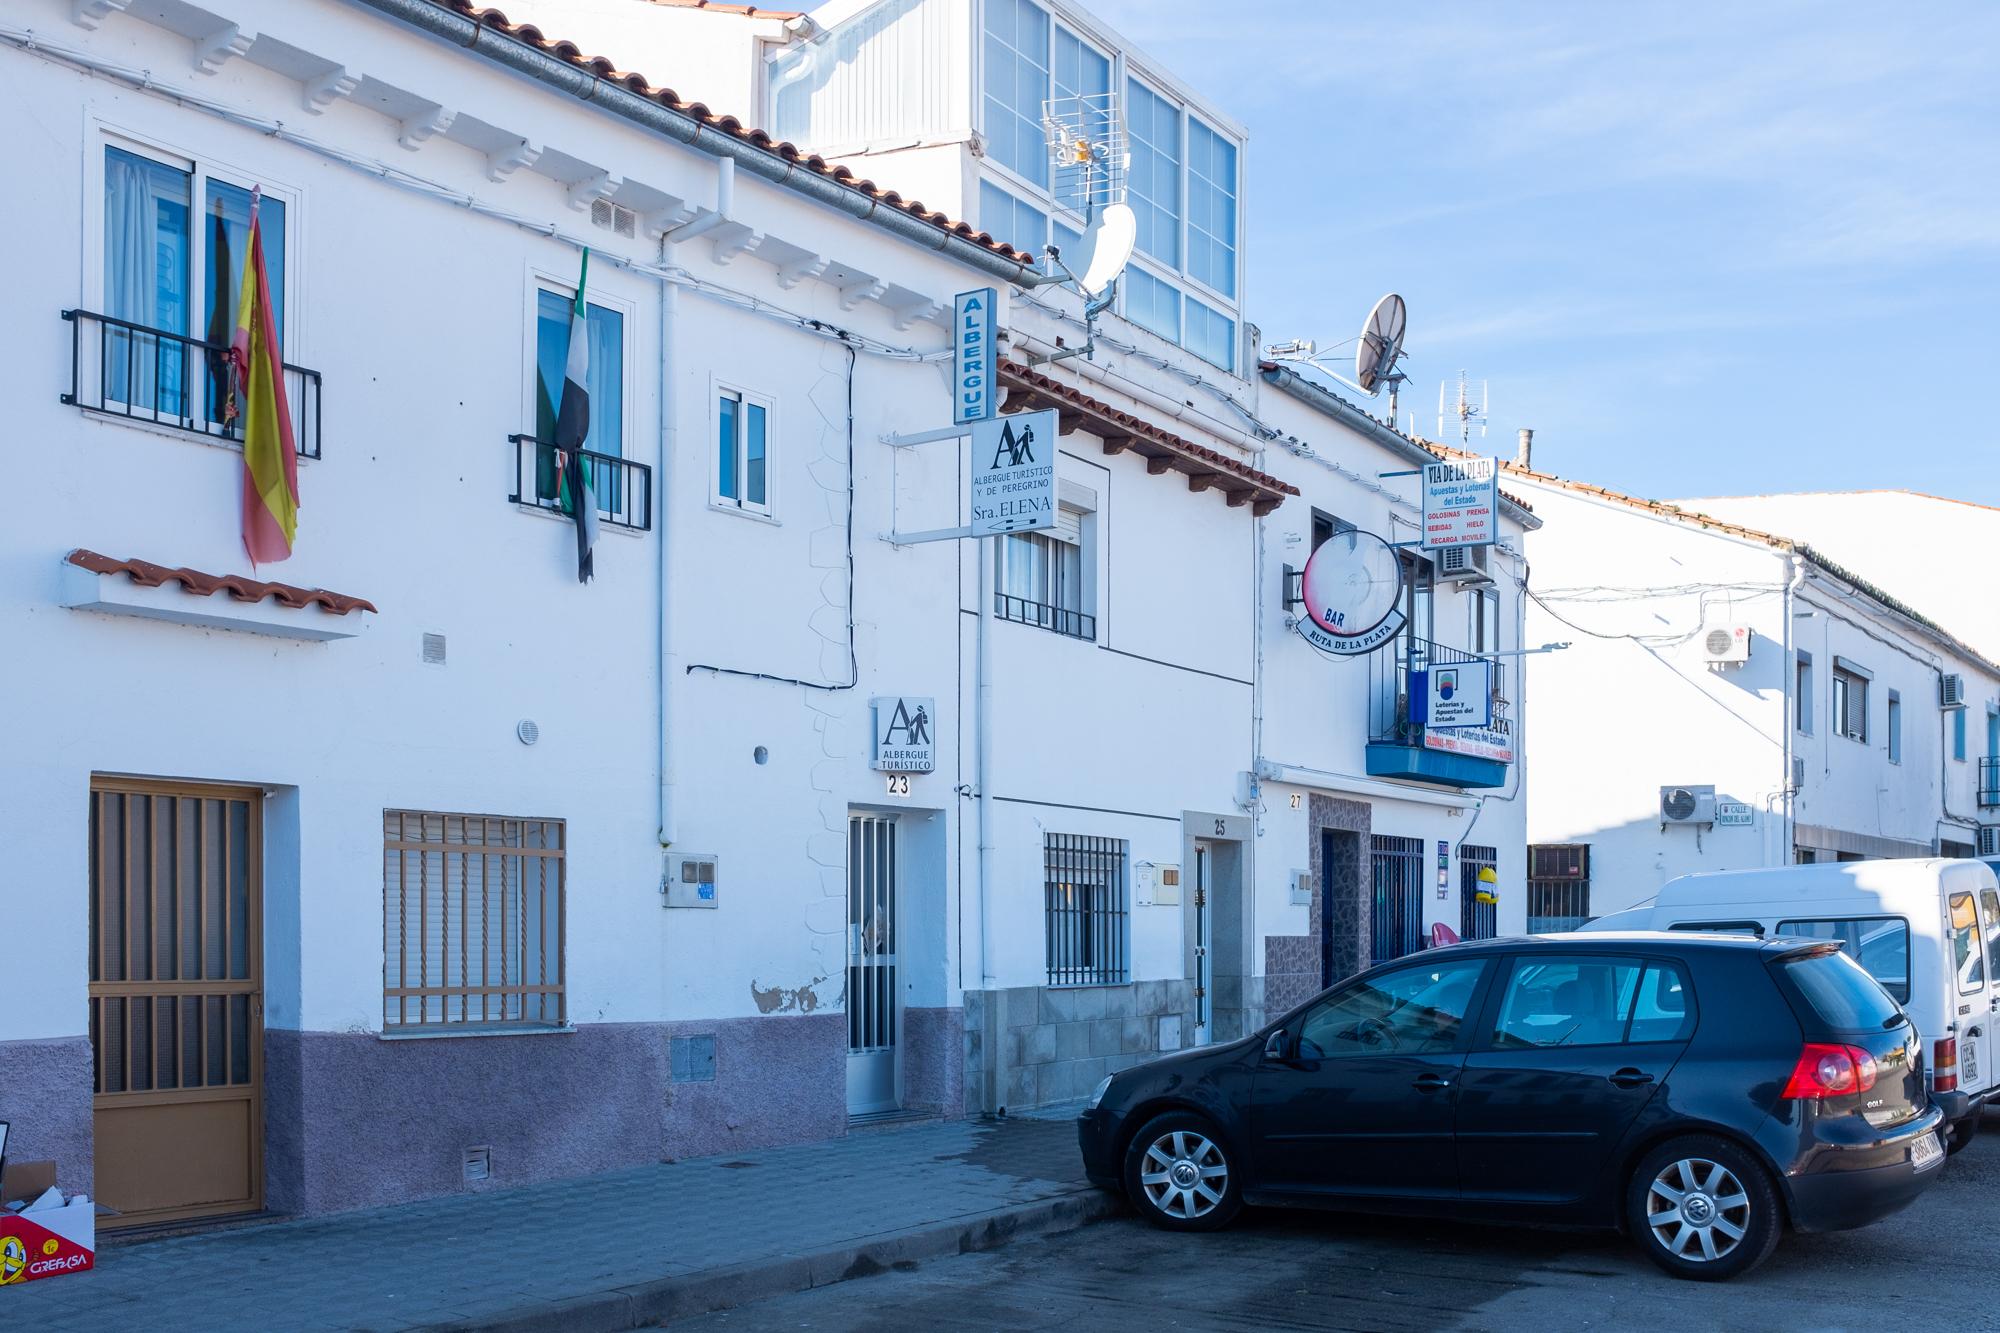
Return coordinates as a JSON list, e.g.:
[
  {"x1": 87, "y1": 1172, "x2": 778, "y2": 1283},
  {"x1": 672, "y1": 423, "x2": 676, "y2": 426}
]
[{"x1": 103, "y1": 149, "x2": 188, "y2": 415}]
